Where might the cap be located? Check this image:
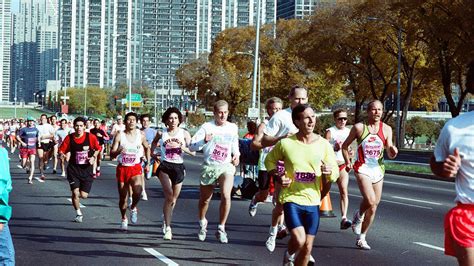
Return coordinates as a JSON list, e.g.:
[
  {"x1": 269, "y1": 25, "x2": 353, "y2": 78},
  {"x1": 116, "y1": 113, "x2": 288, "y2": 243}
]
[
  {"x1": 116, "y1": 115, "x2": 123, "y2": 120},
  {"x1": 27, "y1": 116, "x2": 35, "y2": 121}
]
